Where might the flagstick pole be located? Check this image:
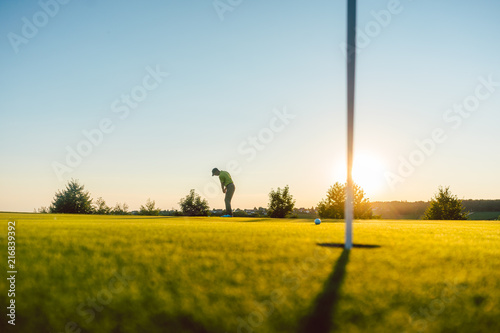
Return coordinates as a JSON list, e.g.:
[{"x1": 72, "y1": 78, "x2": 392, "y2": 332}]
[{"x1": 345, "y1": 0, "x2": 356, "y2": 250}]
